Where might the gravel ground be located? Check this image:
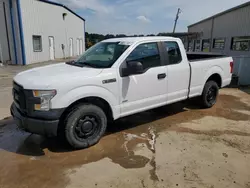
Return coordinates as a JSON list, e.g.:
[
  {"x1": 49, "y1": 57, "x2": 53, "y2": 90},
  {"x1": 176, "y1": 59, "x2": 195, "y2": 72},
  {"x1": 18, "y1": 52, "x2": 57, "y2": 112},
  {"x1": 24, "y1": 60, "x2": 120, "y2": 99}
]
[{"x1": 0, "y1": 65, "x2": 249, "y2": 188}]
